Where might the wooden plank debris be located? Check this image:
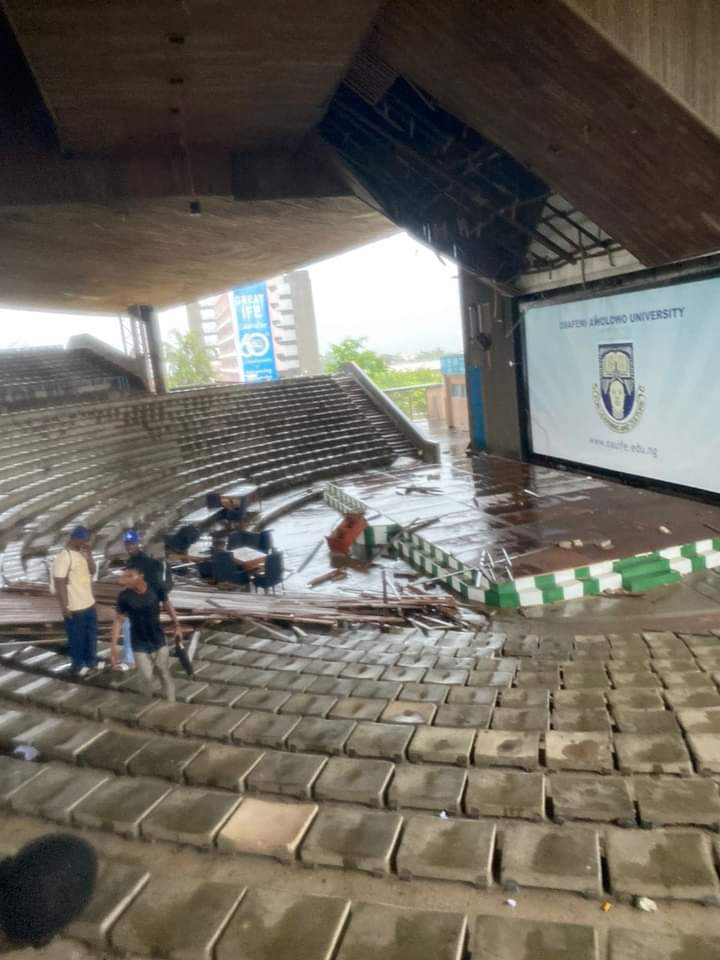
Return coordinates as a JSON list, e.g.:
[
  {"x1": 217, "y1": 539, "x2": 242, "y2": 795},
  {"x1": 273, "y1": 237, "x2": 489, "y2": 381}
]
[{"x1": 1, "y1": 577, "x2": 464, "y2": 631}]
